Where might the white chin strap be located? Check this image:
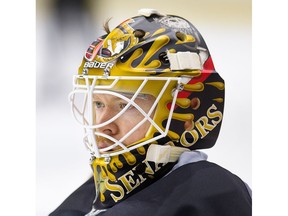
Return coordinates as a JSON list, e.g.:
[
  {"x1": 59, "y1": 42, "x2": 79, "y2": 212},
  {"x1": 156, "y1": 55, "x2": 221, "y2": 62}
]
[{"x1": 146, "y1": 144, "x2": 190, "y2": 164}]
